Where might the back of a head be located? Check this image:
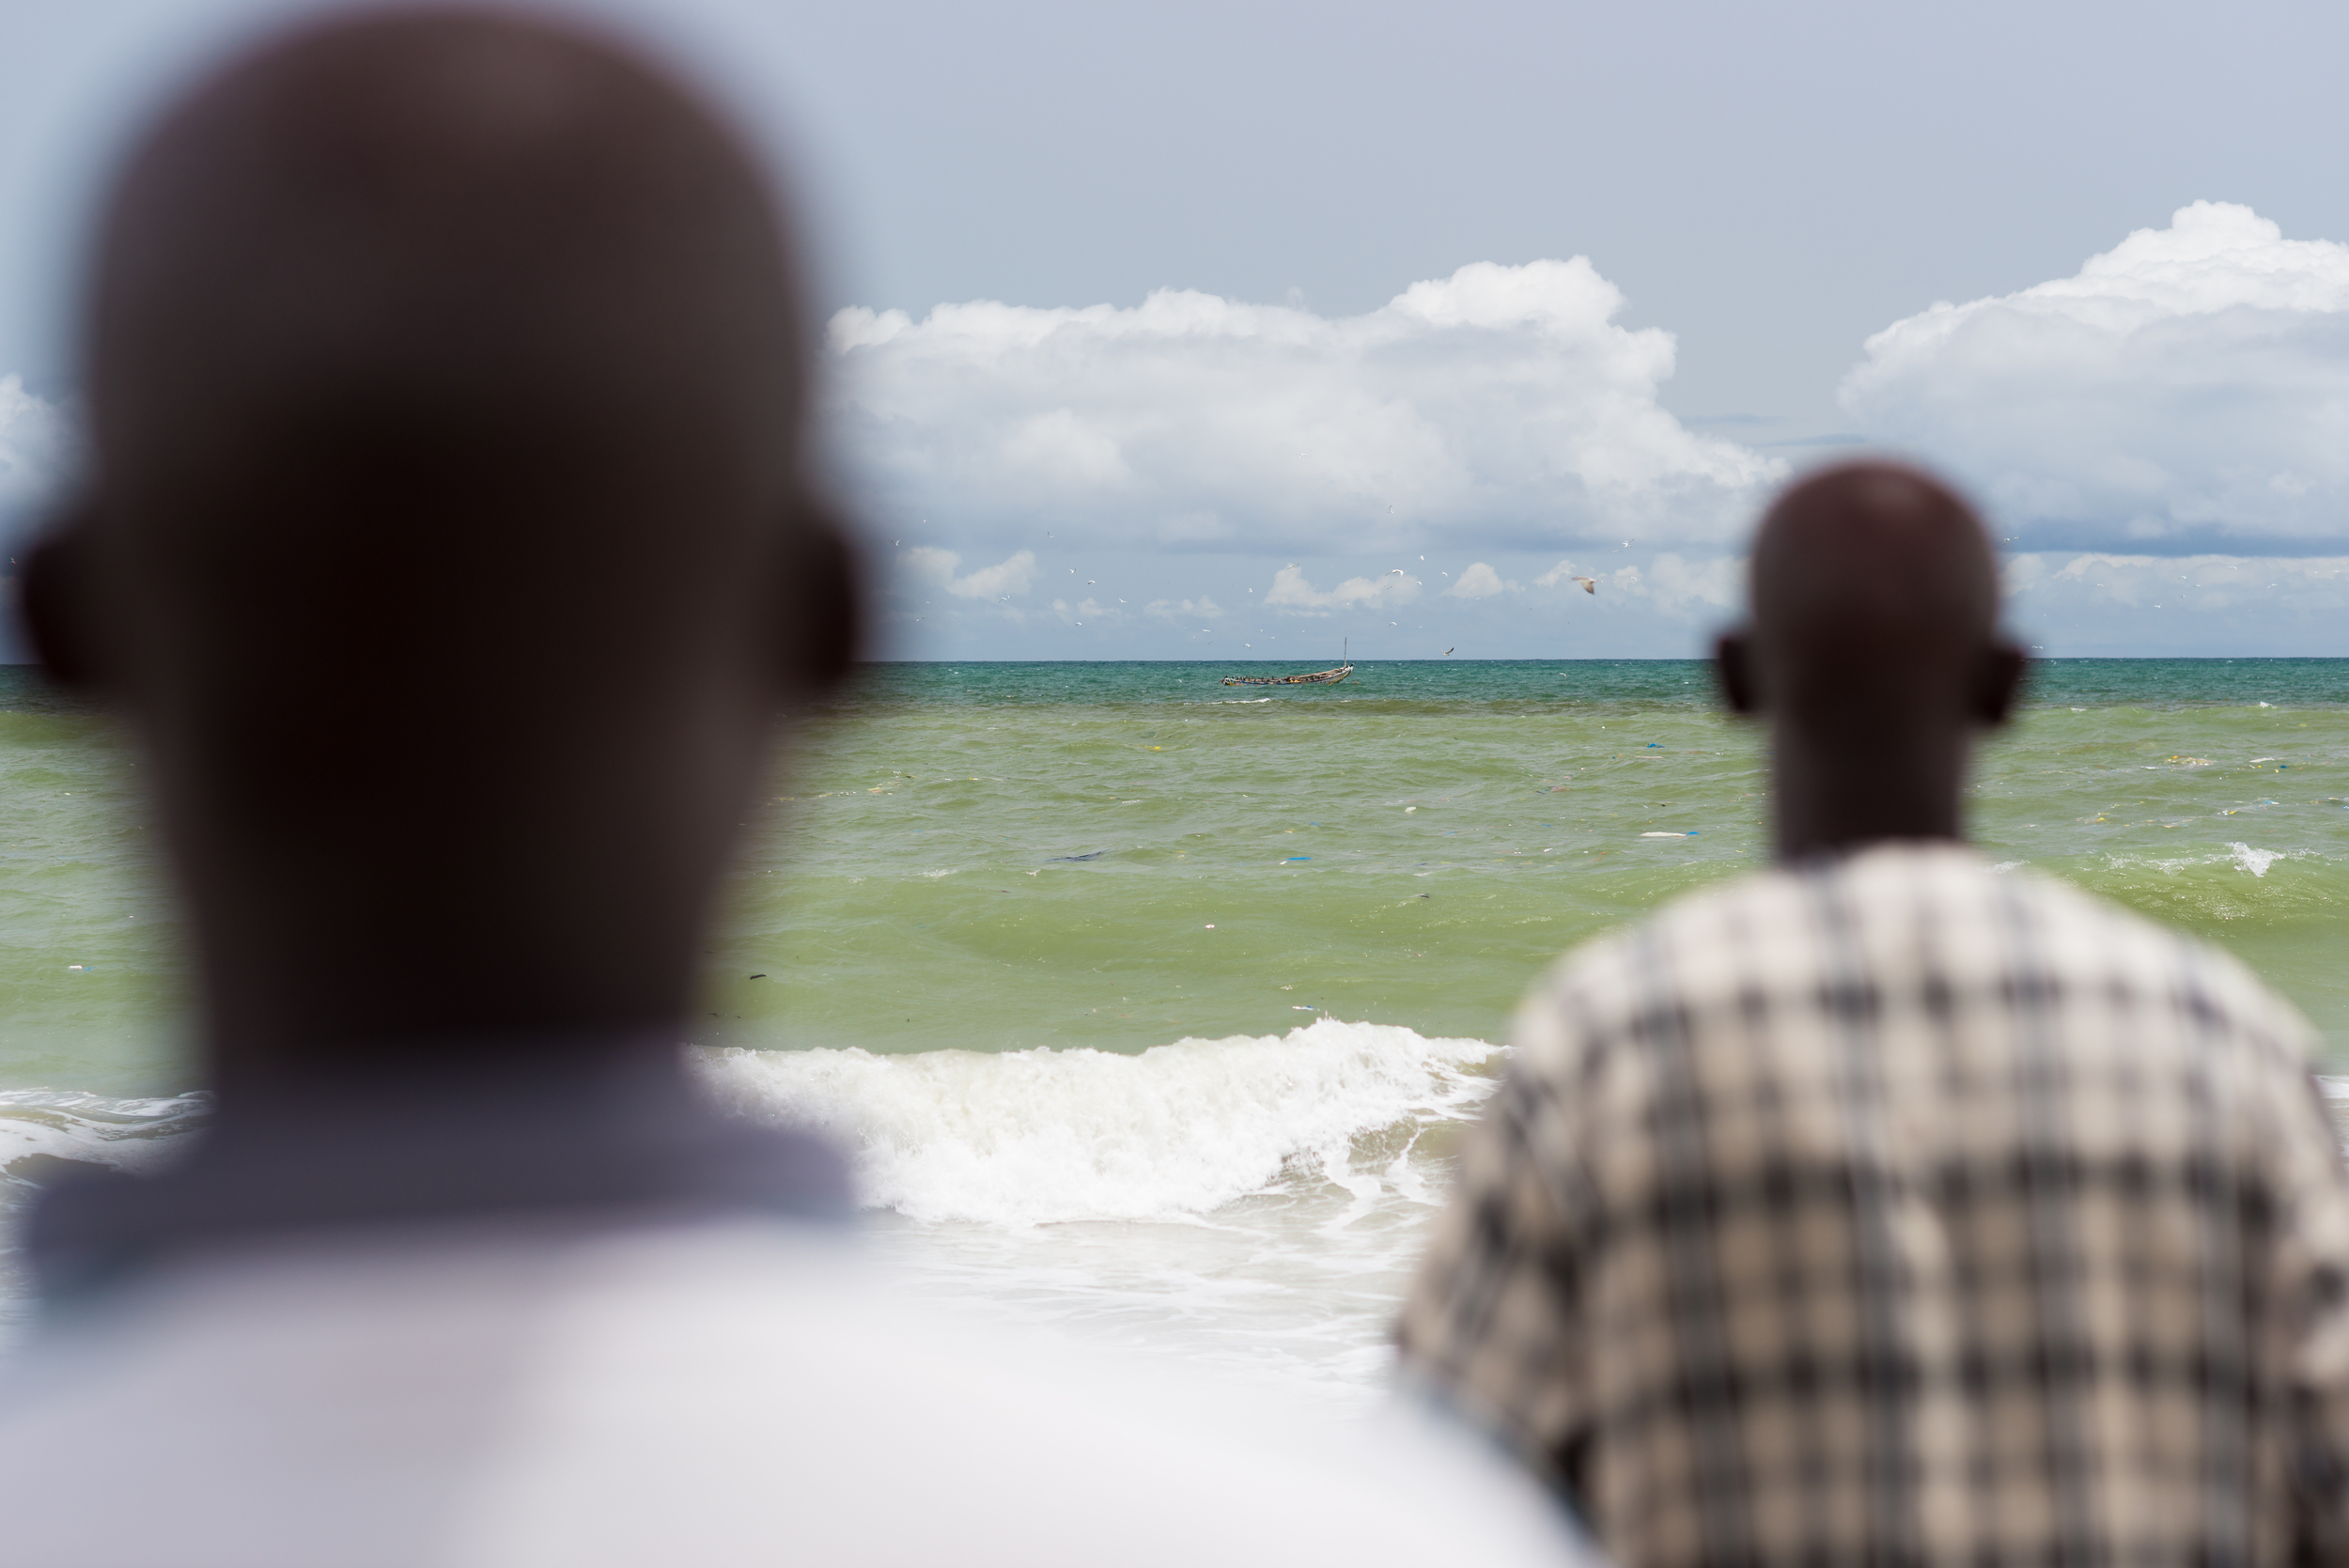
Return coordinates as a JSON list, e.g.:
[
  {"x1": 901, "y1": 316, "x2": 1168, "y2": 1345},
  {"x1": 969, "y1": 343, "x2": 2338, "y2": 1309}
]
[
  {"x1": 91, "y1": 8, "x2": 814, "y2": 699},
  {"x1": 1719, "y1": 459, "x2": 2022, "y2": 859},
  {"x1": 25, "y1": 8, "x2": 858, "y2": 1071},
  {"x1": 1747, "y1": 461, "x2": 2002, "y2": 737}
]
